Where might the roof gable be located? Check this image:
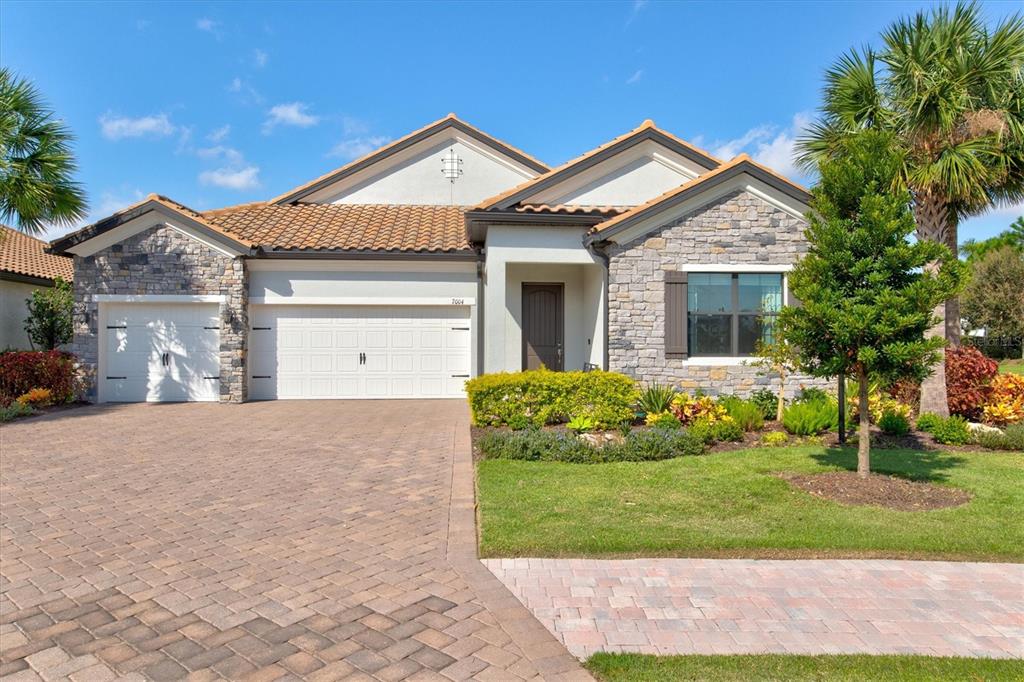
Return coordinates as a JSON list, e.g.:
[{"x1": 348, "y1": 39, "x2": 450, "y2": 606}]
[
  {"x1": 475, "y1": 121, "x2": 721, "y2": 212},
  {"x1": 586, "y1": 155, "x2": 812, "y2": 244},
  {"x1": 271, "y1": 114, "x2": 548, "y2": 206}
]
